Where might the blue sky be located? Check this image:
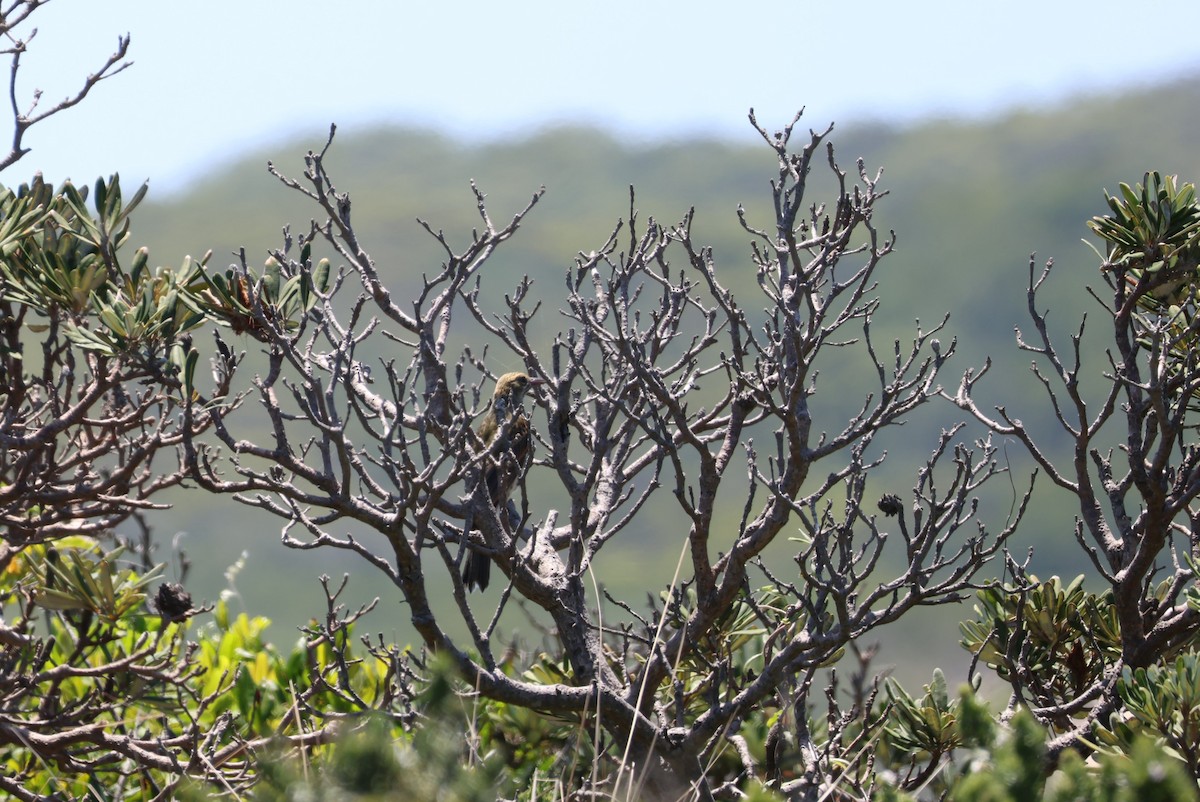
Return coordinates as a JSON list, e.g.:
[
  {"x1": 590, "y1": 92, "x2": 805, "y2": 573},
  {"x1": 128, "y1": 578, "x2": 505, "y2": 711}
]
[{"x1": 13, "y1": 0, "x2": 1200, "y2": 194}]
